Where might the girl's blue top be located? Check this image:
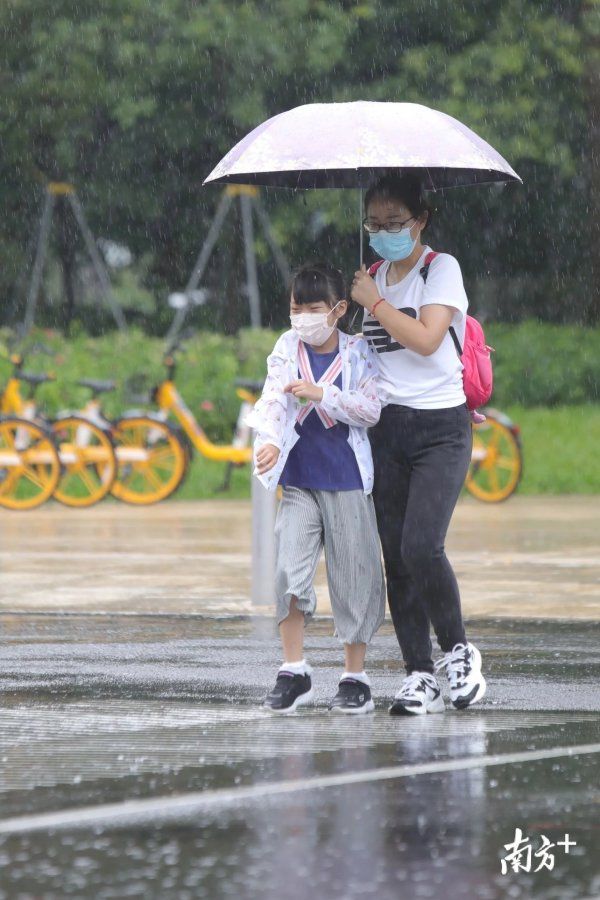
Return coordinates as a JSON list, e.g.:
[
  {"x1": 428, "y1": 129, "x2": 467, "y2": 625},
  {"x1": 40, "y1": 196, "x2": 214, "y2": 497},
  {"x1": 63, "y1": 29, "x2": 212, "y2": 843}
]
[{"x1": 279, "y1": 343, "x2": 364, "y2": 492}]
